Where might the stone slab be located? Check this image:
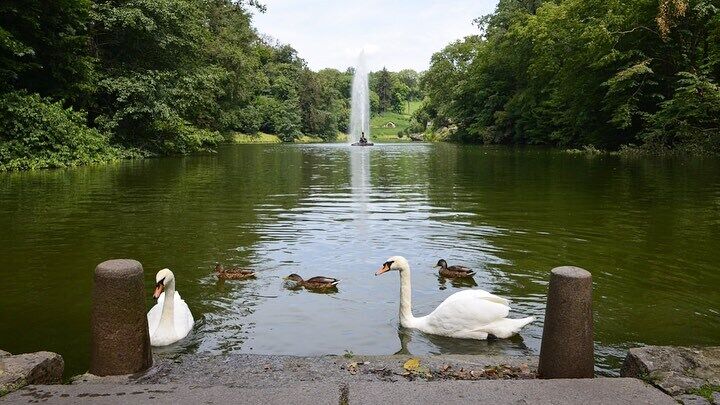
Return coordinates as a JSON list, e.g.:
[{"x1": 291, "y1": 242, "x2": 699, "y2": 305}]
[
  {"x1": 621, "y1": 346, "x2": 720, "y2": 396},
  {"x1": 351, "y1": 378, "x2": 675, "y2": 405},
  {"x1": 1, "y1": 384, "x2": 339, "y2": 404},
  {"x1": 676, "y1": 394, "x2": 712, "y2": 405},
  {"x1": 72, "y1": 353, "x2": 539, "y2": 386},
  {"x1": 0, "y1": 351, "x2": 63, "y2": 396},
  {"x1": 2, "y1": 378, "x2": 675, "y2": 404}
]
